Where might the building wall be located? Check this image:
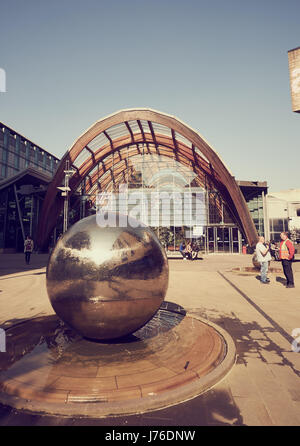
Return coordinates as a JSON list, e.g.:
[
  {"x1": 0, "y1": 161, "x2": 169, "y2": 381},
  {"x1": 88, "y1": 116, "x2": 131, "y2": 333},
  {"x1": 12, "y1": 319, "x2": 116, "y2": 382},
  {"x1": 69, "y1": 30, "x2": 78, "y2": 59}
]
[
  {"x1": 0, "y1": 184, "x2": 43, "y2": 251},
  {"x1": 0, "y1": 123, "x2": 59, "y2": 181},
  {"x1": 267, "y1": 193, "x2": 300, "y2": 242},
  {"x1": 288, "y1": 47, "x2": 300, "y2": 113},
  {"x1": 245, "y1": 194, "x2": 265, "y2": 237}
]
